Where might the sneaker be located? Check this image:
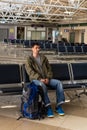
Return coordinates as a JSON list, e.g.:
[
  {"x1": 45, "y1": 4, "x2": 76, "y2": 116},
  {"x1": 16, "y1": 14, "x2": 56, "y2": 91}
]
[
  {"x1": 56, "y1": 106, "x2": 65, "y2": 116},
  {"x1": 47, "y1": 108, "x2": 54, "y2": 118}
]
